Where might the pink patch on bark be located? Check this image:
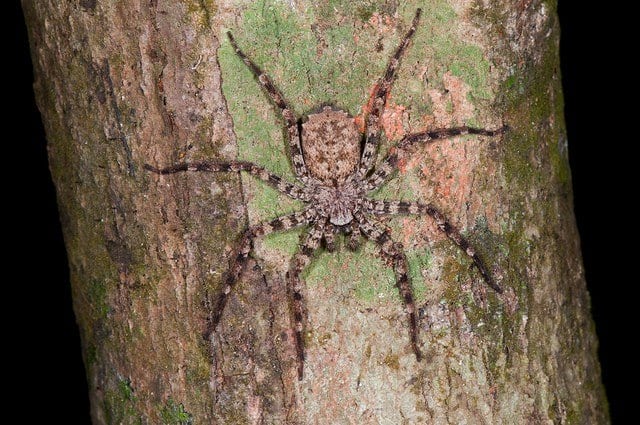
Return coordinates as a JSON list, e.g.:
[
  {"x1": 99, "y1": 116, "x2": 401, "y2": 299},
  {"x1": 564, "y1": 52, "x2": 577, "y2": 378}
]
[{"x1": 381, "y1": 100, "x2": 407, "y2": 141}]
